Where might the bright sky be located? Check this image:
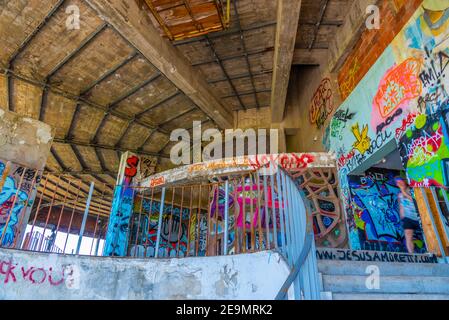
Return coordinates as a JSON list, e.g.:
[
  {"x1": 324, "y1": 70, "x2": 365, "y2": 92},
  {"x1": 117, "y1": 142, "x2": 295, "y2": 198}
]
[{"x1": 22, "y1": 224, "x2": 105, "y2": 256}]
